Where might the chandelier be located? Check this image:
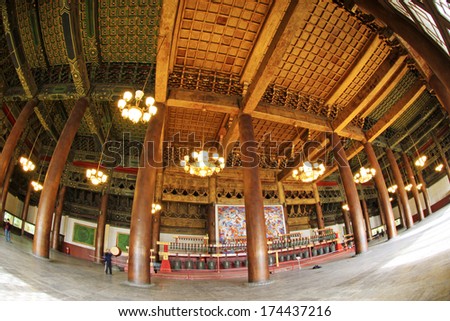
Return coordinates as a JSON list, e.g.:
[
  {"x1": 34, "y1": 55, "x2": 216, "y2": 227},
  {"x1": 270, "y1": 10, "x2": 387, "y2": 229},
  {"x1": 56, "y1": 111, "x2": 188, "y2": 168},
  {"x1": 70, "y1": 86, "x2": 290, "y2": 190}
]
[
  {"x1": 408, "y1": 134, "x2": 426, "y2": 167},
  {"x1": 181, "y1": 151, "x2": 225, "y2": 177},
  {"x1": 414, "y1": 155, "x2": 427, "y2": 167},
  {"x1": 405, "y1": 183, "x2": 413, "y2": 192},
  {"x1": 151, "y1": 203, "x2": 162, "y2": 214},
  {"x1": 416, "y1": 183, "x2": 423, "y2": 190},
  {"x1": 342, "y1": 204, "x2": 349, "y2": 211},
  {"x1": 292, "y1": 161, "x2": 325, "y2": 182},
  {"x1": 117, "y1": 90, "x2": 156, "y2": 124},
  {"x1": 435, "y1": 163, "x2": 443, "y2": 172},
  {"x1": 20, "y1": 117, "x2": 47, "y2": 172},
  {"x1": 31, "y1": 180, "x2": 43, "y2": 192},
  {"x1": 19, "y1": 157, "x2": 36, "y2": 172},
  {"x1": 387, "y1": 184, "x2": 398, "y2": 193},
  {"x1": 353, "y1": 166, "x2": 376, "y2": 184},
  {"x1": 86, "y1": 124, "x2": 111, "y2": 186},
  {"x1": 86, "y1": 168, "x2": 108, "y2": 186}
]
